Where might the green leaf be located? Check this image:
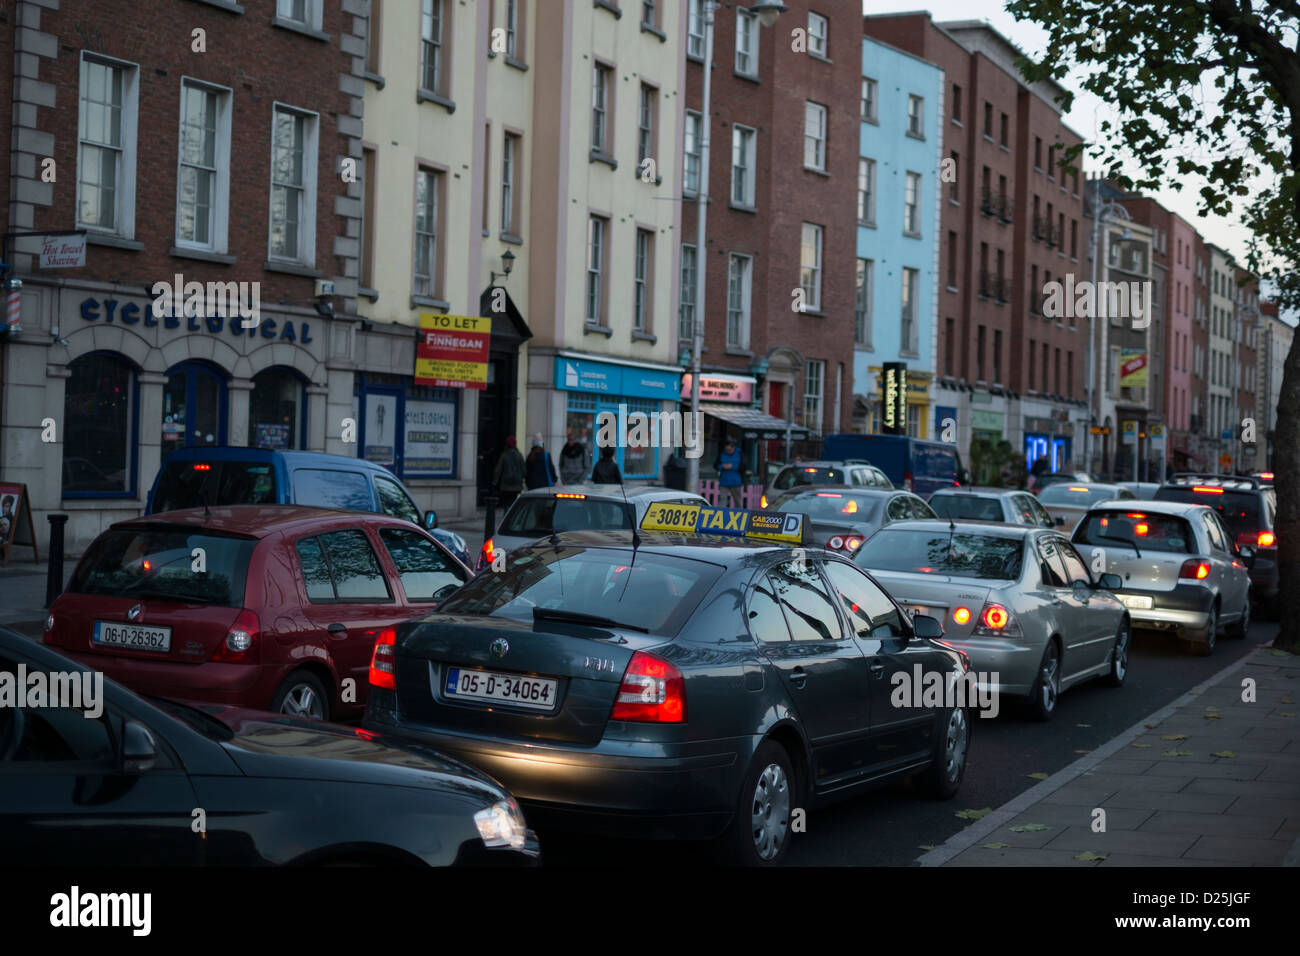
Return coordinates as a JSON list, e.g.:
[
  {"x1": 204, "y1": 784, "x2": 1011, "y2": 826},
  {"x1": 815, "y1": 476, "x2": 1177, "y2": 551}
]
[
  {"x1": 982, "y1": 842, "x2": 1011, "y2": 849},
  {"x1": 1026, "y1": 772, "x2": 1049, "y2": 780},
  {"x1": 1162, "y1": 749, "x2": 1194, "y2": 757},
  {"x1": 1160, "y1": 733, "x2": 1187, "y2": 740},
  {"x1": 1211, "y1": 751, "x2": 1236, "y2": 758},
  {"x1": 1075, "y1": 851, "x2": 1108, "y2": 862},
  {"x1": 1010, "y1": 823, "x2": 1051, "y2": 832},
  {"x1": 956, "y1": 807, "x2": 992, "y2": 820}
]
